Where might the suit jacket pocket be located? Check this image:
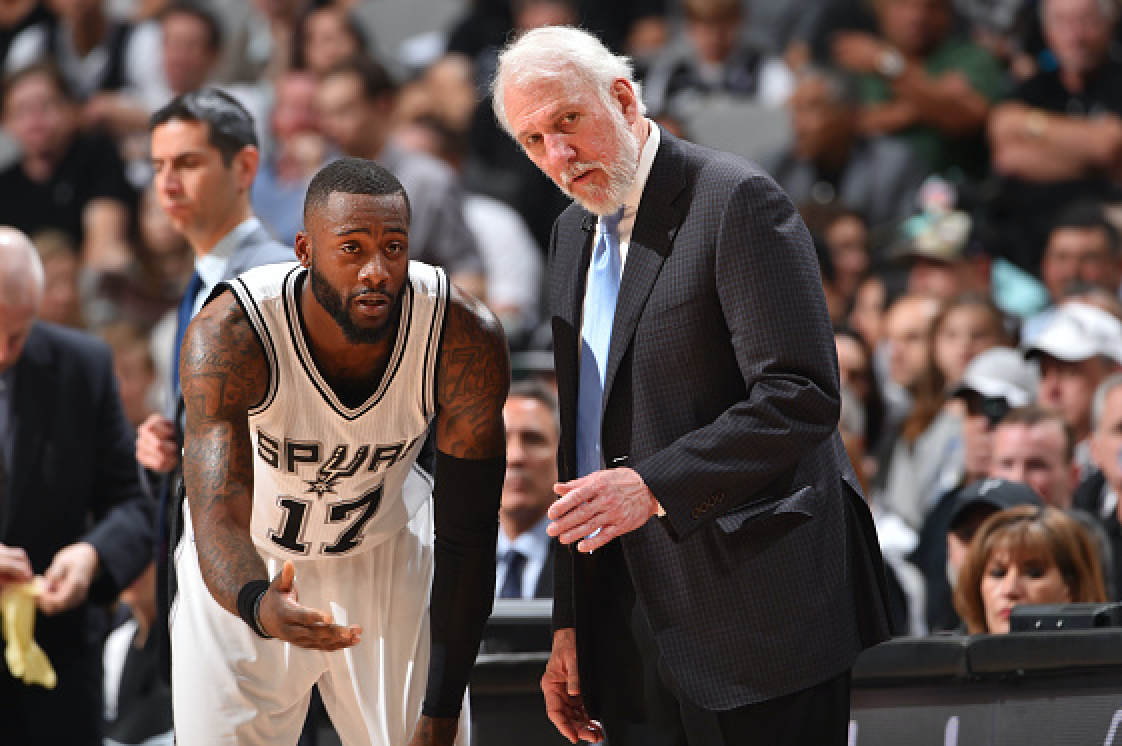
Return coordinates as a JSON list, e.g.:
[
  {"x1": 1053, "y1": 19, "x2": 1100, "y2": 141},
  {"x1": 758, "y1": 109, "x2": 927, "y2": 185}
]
[{"x1": 716, "y1": 485, "x2": 815, "y2": 534}]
